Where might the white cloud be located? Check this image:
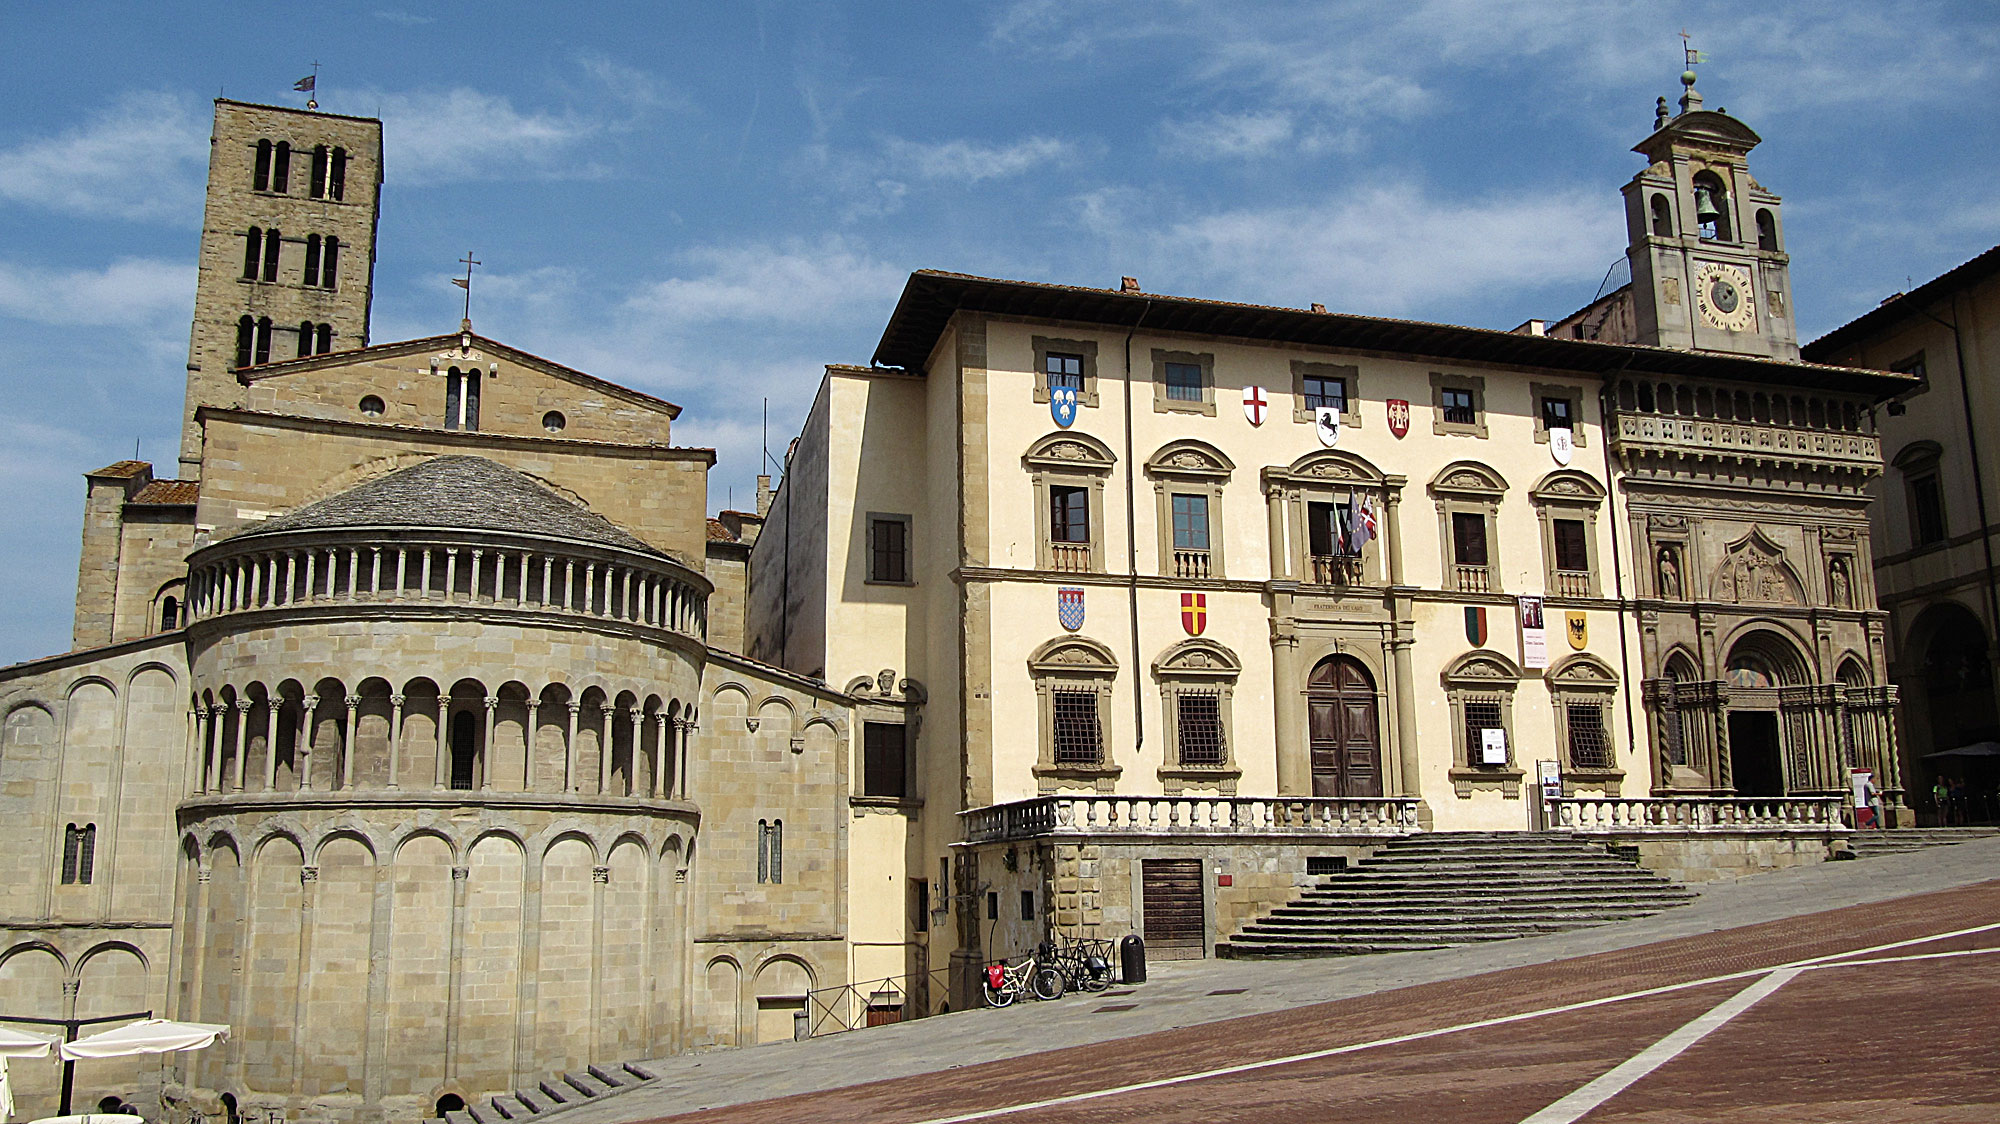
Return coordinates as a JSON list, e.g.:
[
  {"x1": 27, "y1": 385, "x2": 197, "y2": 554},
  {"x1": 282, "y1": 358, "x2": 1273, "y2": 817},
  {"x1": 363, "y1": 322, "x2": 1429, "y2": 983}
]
[
  {"x1": 622, "y1": 237, "x2": 906, "y2": 331},
  {"x1": 882, "y1": 136, "x2": 1073, "y2": 183},
  {"x1": 0, "y1": 91, "x2": 206, "y2": 223},
  {"x1": 373, "y1": 8, "x2": 435, "y2": 25},
  {"x1": 0, "y1": 258, "x2": 194, "y2": 327},
  {"x1": 1158, "y1": 111, "x2": 1298, "y2": 160},
  {"x1": 1083, "y1": 183, "x2": 1622, "y2": 317},
  {"x1": 369, "y1": 88, "x2": 599, "y2": 179}
]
